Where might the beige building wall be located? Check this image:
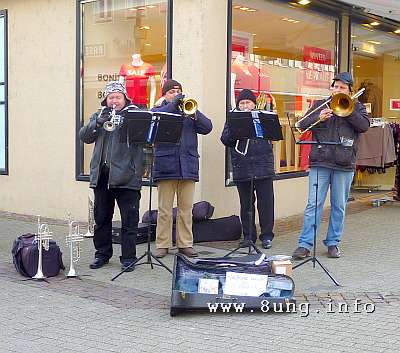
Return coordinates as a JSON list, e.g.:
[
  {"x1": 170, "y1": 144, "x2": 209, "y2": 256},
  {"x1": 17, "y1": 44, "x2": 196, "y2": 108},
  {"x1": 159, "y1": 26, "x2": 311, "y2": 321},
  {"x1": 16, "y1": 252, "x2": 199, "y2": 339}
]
[
  {"x1": 0, "y1": 0, "x2": 92, "y2": 221},
  {"x1": 0, "y1": 0, "x2": 310, "y2": 223}
]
